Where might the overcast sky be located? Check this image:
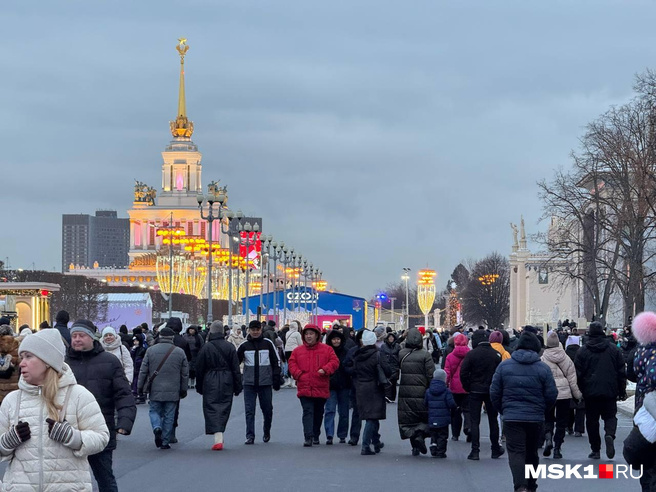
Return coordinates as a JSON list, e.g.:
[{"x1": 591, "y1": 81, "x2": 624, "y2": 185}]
[{"x1": 3, "y1": 1, "x2": 656, "y2": 299}]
